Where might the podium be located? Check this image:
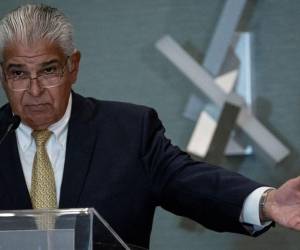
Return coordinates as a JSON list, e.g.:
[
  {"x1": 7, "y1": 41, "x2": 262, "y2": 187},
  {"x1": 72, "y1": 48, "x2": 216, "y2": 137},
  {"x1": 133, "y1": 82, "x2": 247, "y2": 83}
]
[{"x1": 0, "y1": 208, "x2": 146, "y2": 250}]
